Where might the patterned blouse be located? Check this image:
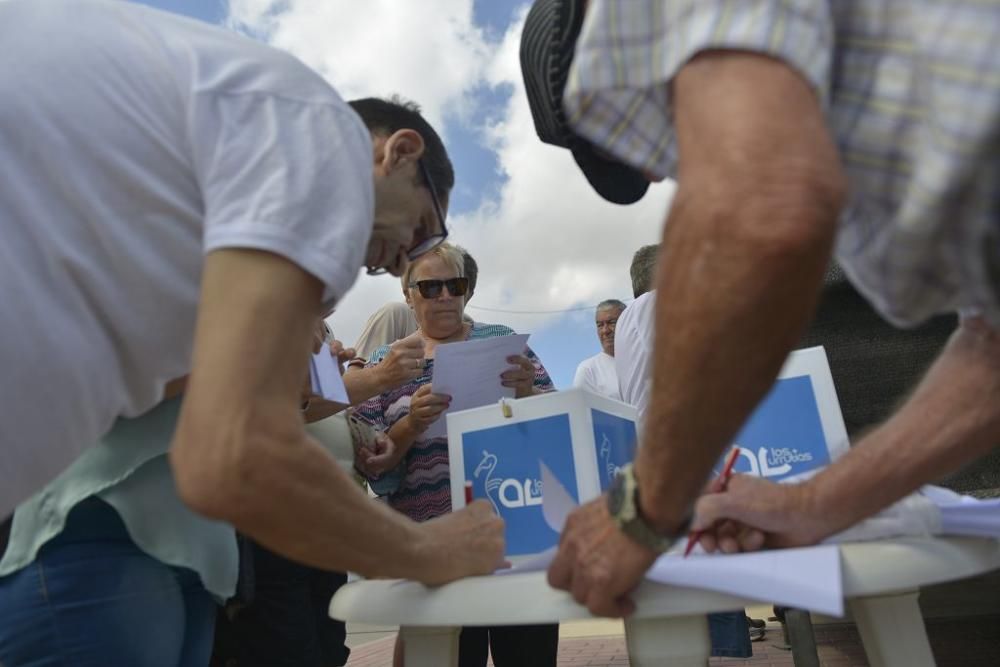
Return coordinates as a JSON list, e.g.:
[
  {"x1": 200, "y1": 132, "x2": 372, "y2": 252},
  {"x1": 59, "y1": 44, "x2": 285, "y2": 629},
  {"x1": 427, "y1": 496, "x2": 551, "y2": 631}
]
[{"x1": 355, "y1": 322, "x2": 555, "y2": 522}]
